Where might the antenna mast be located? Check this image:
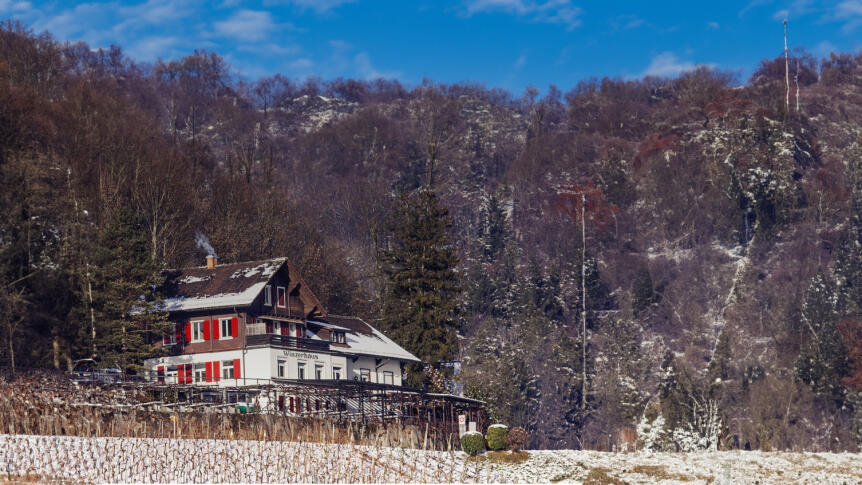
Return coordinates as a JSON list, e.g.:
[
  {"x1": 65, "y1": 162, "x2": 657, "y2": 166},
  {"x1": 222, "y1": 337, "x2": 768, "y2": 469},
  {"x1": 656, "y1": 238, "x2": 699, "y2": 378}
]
[{"x1": 783, "y1": 19, "x2": 790, "y2": 114}]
